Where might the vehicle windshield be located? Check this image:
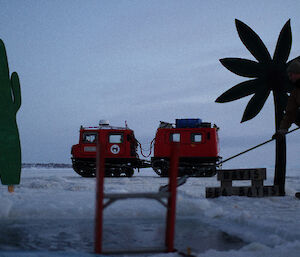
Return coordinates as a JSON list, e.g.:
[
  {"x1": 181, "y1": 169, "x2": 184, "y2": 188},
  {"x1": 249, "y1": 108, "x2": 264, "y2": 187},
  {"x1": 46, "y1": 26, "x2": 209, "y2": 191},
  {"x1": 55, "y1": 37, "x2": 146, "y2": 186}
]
[
  {"x1": 109, "y1": 134, "x2": 123, "y2": 143},
  {"x1": 82, "y1": 133, "x2": 97, "y2": 143}
]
